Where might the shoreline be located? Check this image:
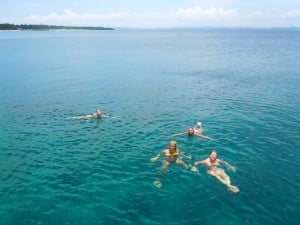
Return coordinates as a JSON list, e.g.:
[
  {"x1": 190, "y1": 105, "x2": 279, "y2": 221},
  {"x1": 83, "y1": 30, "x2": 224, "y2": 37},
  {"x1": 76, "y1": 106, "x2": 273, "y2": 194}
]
[{"x1": 0, "y1": 23, "x2": 115, "y2": 31}]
